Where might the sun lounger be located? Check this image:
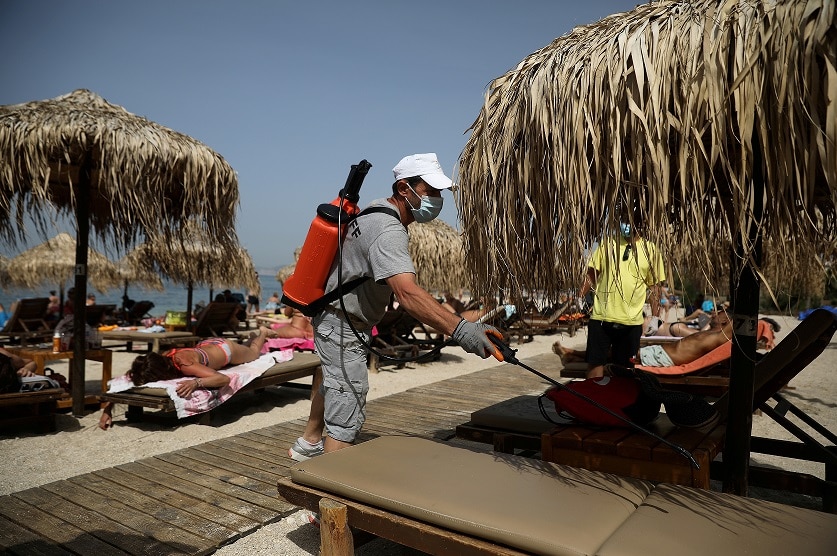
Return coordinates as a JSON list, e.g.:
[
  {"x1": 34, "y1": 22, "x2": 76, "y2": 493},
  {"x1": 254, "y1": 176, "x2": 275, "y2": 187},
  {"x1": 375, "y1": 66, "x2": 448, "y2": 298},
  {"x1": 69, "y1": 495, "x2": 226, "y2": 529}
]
[
  {"x1": 506, "y1": 300, "x2": 579, "y2": 343},
  {"x1": 85, "y1": 304, "x2": 117, "y2": 327},
  {"x1": 192, "y1": 301, "x2": 243, "y2": 338},
  {"x1": 459, "y1": 309, "x2": 837, "y2": 504},
  {"x1": 277, "y1": 436, "x2": 837, "y2": 555},
  {"x1": 119, "y1": 300, "x2": 155, "y2": 325},
  {"x1": 99, "y1": 352, "x2": 321, "y2": 425},
  {"x1": 101, "y1": 329, "x2": 199, "y2": 353},
  {"x1": 0, "y1": 387, "x2": 64, "y2": 433},
  {"x1": 0, "y1": 298, "x2": 52, "y2": 346}
]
